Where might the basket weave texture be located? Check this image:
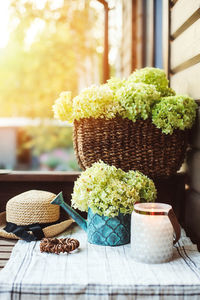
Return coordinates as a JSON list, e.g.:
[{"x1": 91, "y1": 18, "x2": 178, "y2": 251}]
[
  {"x1": 73, "y1": 116, "x2": 188, "y2": 178},
  {"x1": 6, "y1": 190, "x2": 59, "y2": 225}
]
